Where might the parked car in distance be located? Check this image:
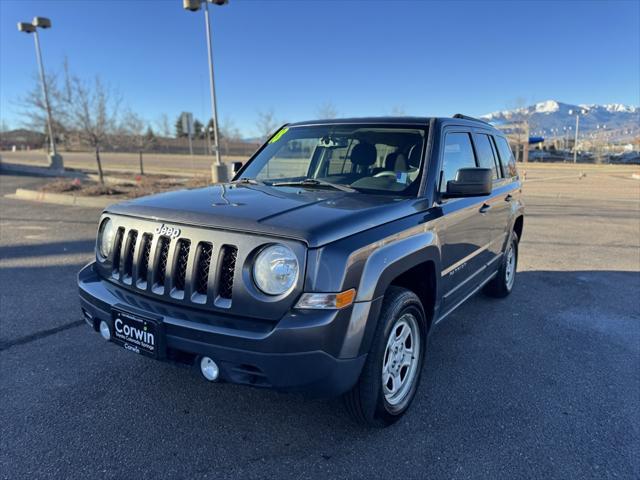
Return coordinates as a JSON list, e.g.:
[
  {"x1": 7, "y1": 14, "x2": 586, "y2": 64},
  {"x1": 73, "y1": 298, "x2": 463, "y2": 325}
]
[{"x1": 79, "y1": 115, "x2": 524, "y2": 427}]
